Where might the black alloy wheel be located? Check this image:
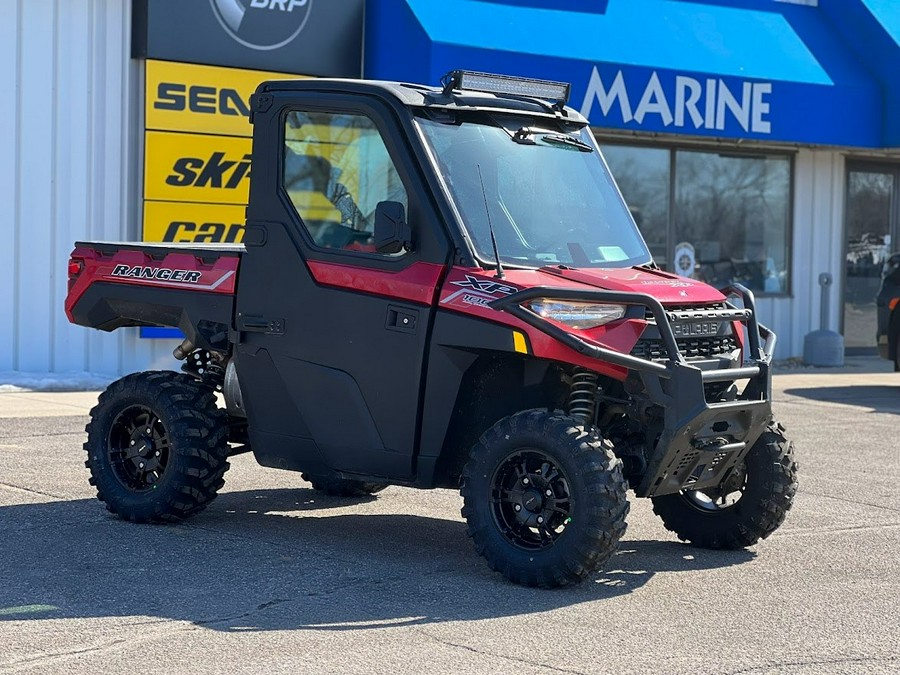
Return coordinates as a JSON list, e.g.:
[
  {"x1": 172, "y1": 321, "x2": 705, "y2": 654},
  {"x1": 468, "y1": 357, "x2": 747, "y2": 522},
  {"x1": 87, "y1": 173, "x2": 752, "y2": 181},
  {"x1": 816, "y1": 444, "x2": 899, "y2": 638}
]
[
  {"x1": 681, "y1": 462, "x2": 747, "y2": 512},
  {"x1": 461, "y1": 409, "x2": 629, "y2": 588},
  {"x1": 490, "y1": 449, "x2": 572, "y2": 551},
  {"x1": 107, "y1": 405, "x2": 171, "y2": 492},
  {"x1": 651, "y1": 420, "x2": 798, "y2": 549},
  {"x1": 85, "y1": 371, "x2": 231, "y2": 523}
]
